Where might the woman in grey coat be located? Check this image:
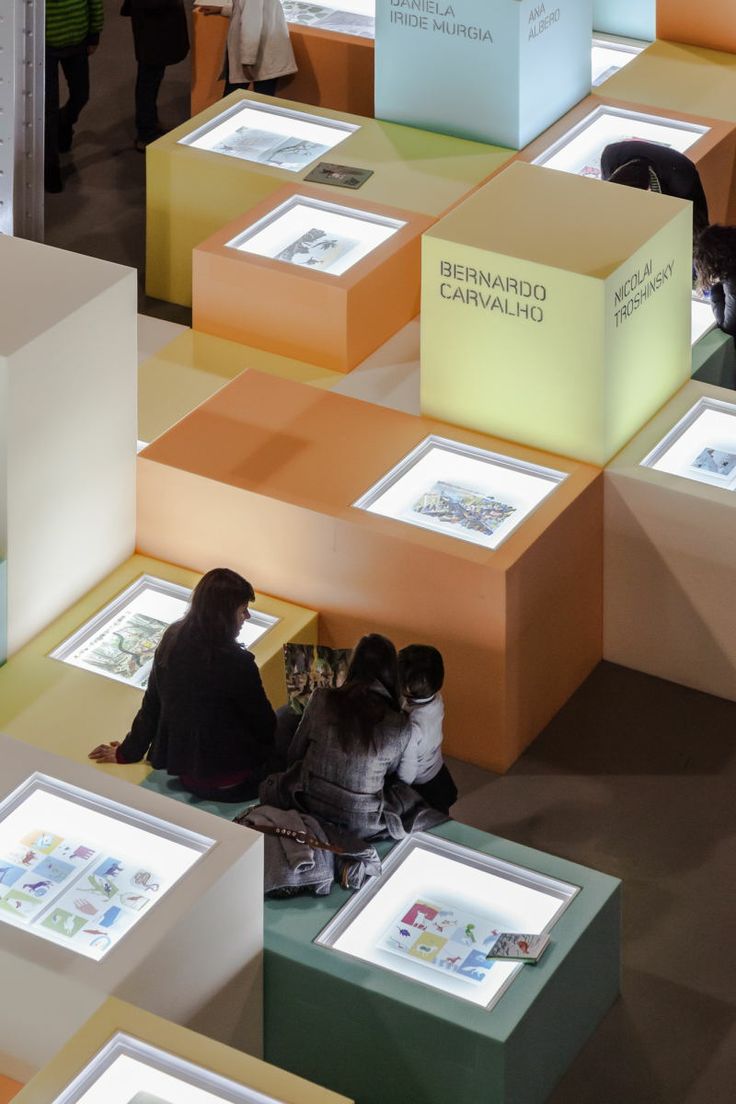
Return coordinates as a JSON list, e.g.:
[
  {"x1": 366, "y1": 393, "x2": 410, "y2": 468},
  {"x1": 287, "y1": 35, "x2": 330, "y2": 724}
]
[{"x1": 259, "y1": 634, "x2": 445, "y2": 841}]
